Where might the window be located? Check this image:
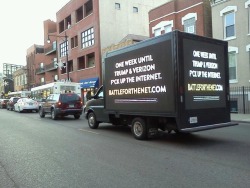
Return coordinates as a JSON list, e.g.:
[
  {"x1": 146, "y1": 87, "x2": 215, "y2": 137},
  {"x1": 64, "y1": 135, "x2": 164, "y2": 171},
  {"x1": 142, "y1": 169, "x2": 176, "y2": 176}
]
[
  {"x1": 154, "y1": 28, "x2": 161, "y2": 37},
  {"x1": 133, "y1": 7, "x2": 138, "y2": 13},
  {"x1": 246, "y1": 1, "x2": 250, "y2": 34},
  {"x1": 228, "y1": 52, "x2": 237, "y2": 81},
  {"x1": 182, "y1": 13, "x2": 197, "y2": 34},
  {"x1": 228, "y1": 46, "x2": 238, "y2": 83},
  {"x1": 71, "y1": 35, "x2": 78, "y2": 49},
  {"x1": 52, "y1": 41, "x2": 57, "y2": 51},
  {"x1": 53, "y1": 58, "x2": 57, "y2": 67},
  {"x1": 115, "y1": 3, "x2": 120, "y2": 10},
  {"x1": 86, "y1": 53, "x2": 95, "y2": 68},
  {"x1": 211, "y1": 0, "x2": 226, "y2": 5},
  {"x1": 164, "y1": 25, "x2": 172, "y2": 33},
  {"x1": 40, "y1": 63, "x2": 44, "y2": 69},
  {"x1": 78, "y1": 56, "x2": 85, "y2": 70},
  {"x1": 152, "y1": 20, "x2": 173, "y2": 37},
  {"x1": 84, "y1": 0, "x2": 93, "y2": 17},
  {"x1": 76, "y1": 6, "x2": 83, "y2": 22},
  {"x1": 81, "y1": 27, "x2": 94, "y2": 49},
  {"x1": 59, "y1": 20, "x2": 64, "y2": 33},
  {"x1": 249, "y1": 6, "x2": 250, "y2": 34},
  {"x1": 60, "y1": 41, "x2": 68, "y2": 57},
  {"x1": 41, "y1": 77, "x2": 45, "y2": 83},
  {"x1": 224, "y1": 12, "x2": 235, "y2": 38},
  {"x1": 68, "y1": 60, "x2": 73, "y2": 72},
  {"x1": 66, "y1": 15, "x2": 71, "y2": 29},
  {"x1": 220, "y1": 6, "x2": 237, "y2": 39},
  {"x1": 184, "y1": 17, "x2": 196, "y2": 34}
]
